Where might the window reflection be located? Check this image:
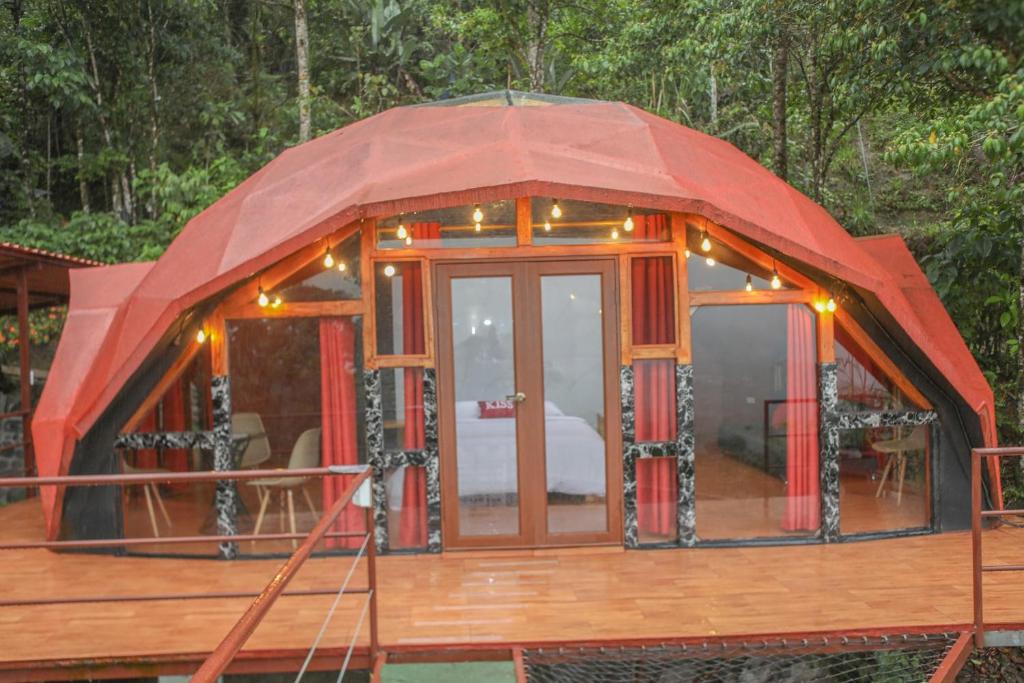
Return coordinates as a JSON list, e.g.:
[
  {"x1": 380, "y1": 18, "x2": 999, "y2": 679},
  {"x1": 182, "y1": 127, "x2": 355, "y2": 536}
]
[
  {"x1": 375, "y1": 261, "x2": 425, "y2": 356},
  {"x1": 377, "y1": 201, "x2": 516, "y2": 249},
  {"x1": 532, "y1": 199, "x2": 669, "y2": 245}
]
